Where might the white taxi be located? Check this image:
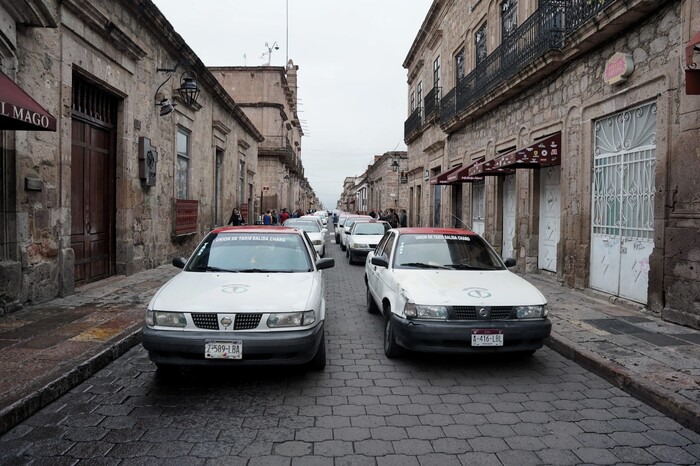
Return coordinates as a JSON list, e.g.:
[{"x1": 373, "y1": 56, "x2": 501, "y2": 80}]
[
  {"x1": 365, "y1": 227, "x2": 551, "y2": 358},
  {"x1": 283, "y1": 217, "x2": 327, "y2": 257},
  {"x1": 346, "y1": 219, "x2": 390, "y2": 265},
  {"x1": 142, "y1": 226, "x2": 334, "y2": 370}
]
